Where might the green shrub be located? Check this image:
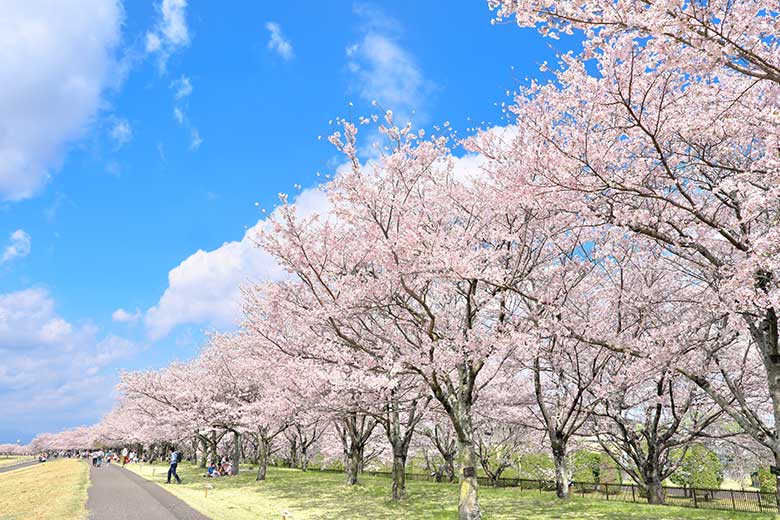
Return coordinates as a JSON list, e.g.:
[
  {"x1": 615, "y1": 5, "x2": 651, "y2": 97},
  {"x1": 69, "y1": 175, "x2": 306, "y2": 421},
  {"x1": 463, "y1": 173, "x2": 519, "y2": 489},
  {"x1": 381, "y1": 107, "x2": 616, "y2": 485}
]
[
  {"x1": 518, "y1": 453, "x2": 554, "y2": 481},
  {"x1": 756, "y1": 467, "x2": 777, "y2": 494},
  {"x1": 669, "y1": 444, "x2": 723, "y2": 489},
  {"x1": 571, "y1": 450, "x2": 621, "y2": 485},
  {"x1": 598, "y1": 453, "x2": 622, "y2": 485},
  {"x1": 572, "y1": 450, "x2": 601, "y2": 483}
]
